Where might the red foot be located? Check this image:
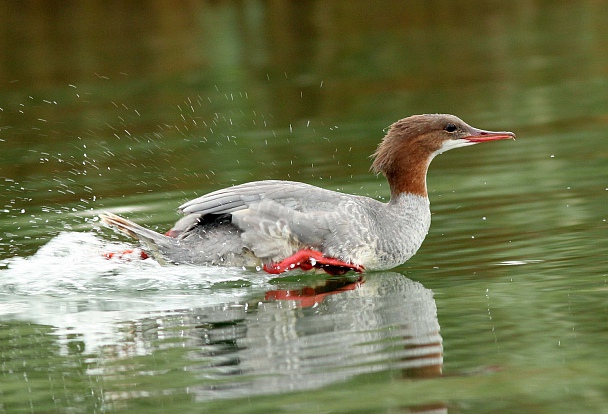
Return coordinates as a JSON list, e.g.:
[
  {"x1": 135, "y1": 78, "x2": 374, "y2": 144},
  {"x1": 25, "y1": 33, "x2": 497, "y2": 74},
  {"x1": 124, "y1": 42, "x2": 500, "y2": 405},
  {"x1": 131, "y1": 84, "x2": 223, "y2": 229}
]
[
  {"x1": 103, "y1": 249, "x2": 149, "y2": 261},
  {"x1": 263, "y1": 249, "x2": 365, "y2": 275},
  {"x1": 165, "y1": 229, "x2": 179, "y2": 238}
]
